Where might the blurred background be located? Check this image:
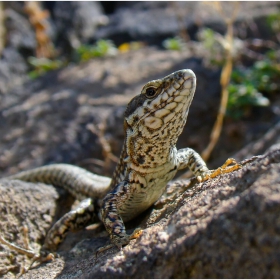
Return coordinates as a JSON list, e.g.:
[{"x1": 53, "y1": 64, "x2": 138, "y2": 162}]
[{"x1": 0, "y1": 1, "x2": 280, "y2": 178}]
